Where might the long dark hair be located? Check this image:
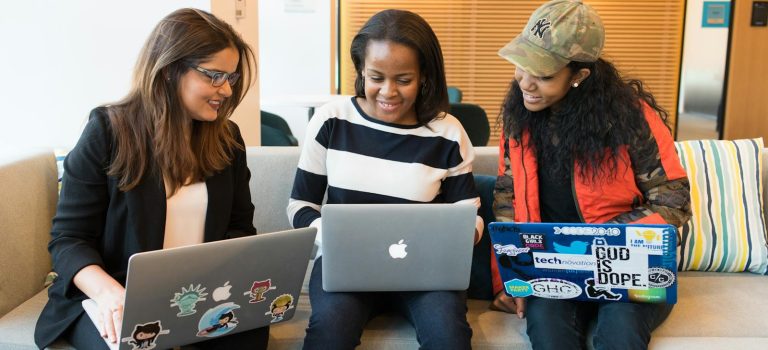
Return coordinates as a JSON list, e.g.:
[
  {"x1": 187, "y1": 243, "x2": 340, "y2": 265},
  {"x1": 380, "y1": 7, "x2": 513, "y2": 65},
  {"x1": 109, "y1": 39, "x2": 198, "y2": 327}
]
[
  {"x1": 107, "y1": 8, "x2": 256, "y2": 195},
  {"x1": 500, "y1": 58, "x2": 669, "y2": 183},
  {"x1": 350, "y1": 9, "x2": 448, "y2": 126}
]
